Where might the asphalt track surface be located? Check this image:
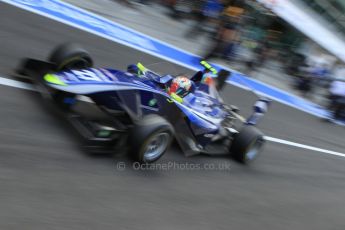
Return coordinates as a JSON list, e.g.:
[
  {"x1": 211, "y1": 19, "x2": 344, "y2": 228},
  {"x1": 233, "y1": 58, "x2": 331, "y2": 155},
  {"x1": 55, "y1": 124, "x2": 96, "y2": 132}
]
[{"x1": 1, "y1": 2, "x2": 345, "y2": 230}]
